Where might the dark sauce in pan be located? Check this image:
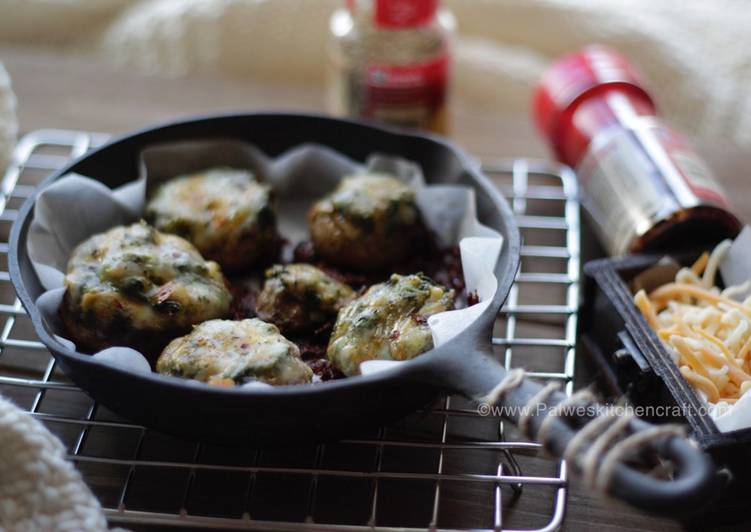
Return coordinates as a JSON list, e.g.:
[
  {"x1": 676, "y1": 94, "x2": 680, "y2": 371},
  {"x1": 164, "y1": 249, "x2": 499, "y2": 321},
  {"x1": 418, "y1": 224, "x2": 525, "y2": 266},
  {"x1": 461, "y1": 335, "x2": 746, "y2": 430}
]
[
  {"x1": 292, "y1": 223, "x2": 466, "y2": 294},
  {"x1": 229, "y1": 233, "x2": 470, "y2": 382}
]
